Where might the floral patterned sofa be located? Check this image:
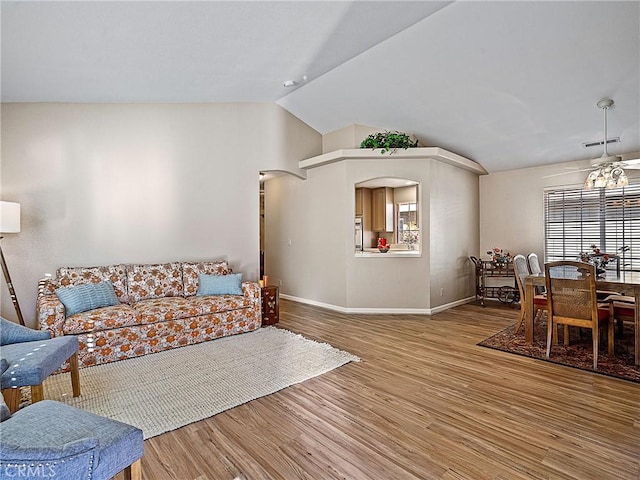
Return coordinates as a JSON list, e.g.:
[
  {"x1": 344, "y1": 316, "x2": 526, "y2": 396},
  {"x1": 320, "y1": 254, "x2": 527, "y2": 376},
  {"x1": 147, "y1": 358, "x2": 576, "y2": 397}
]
[{"x1": 36, "y1": 260, "x2": 261, "y2": 369}]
